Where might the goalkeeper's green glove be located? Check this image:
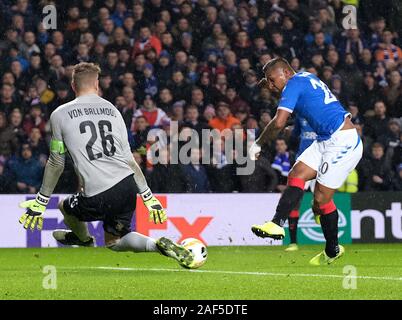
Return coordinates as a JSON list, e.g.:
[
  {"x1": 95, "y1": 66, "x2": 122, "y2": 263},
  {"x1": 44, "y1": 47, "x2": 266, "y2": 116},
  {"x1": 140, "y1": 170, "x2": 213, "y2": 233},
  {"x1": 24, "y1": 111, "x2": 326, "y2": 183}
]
[
  {"x1": 140, "y1": 188, "x2": 167, "y2": 224},
  {"x1": 19, "y1": 193, "x2": 49, "y2": 231}
]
